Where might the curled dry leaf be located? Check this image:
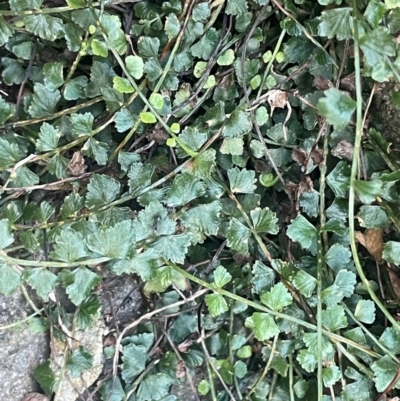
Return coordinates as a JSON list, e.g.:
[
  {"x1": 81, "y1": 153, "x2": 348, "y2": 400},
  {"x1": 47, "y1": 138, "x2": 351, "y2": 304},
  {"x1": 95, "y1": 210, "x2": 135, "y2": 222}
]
[
  {"x1": 265, "y1": 89, "x2": 288, "y2": 115},
  {"x1": 22, "y1": 393, "x2": 50, "y2": 401},
  {"x1": 313, "y1": 76, "x2": 333, "y2": 91},
  {"x1": 355, "y1": 229, "x2": 383, "y2": 263},
  {"x1": 387, "y1": 268, "x2": 400, "y2": 301},
  {"x1": 67, "y1": 151, "x2": 87, "y2": 176},
  {"x1": 331, "y1": 140, "x2": 354, "y2": 161}
]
